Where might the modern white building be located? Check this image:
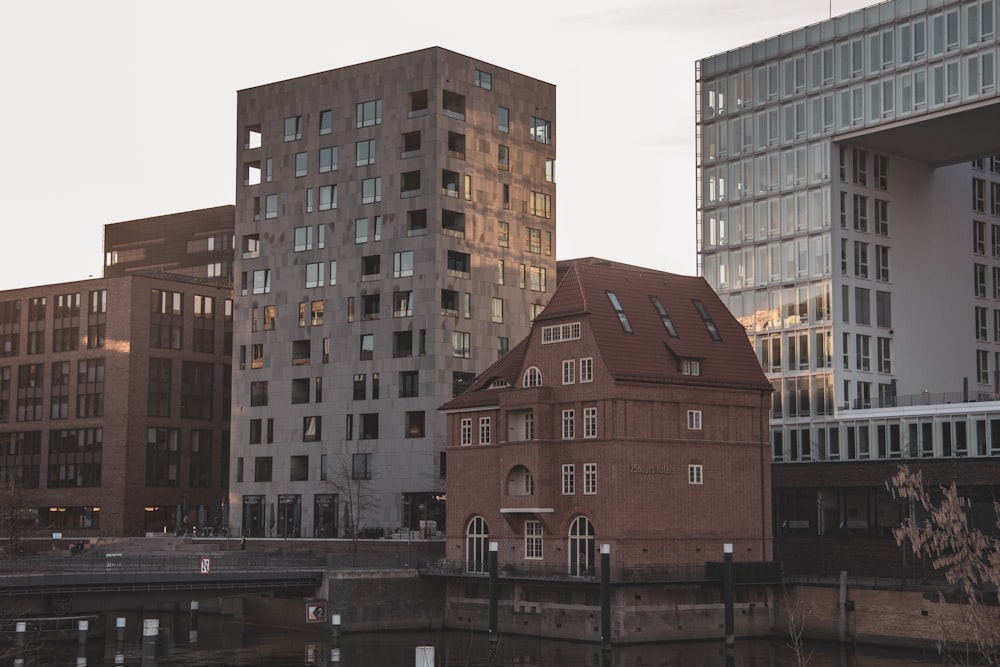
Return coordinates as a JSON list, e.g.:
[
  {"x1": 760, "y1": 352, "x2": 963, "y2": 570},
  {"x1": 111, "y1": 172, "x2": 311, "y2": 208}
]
[
  {"x1": 228, "y1": 48, "x2": 556, "y2": 538},
  {"x1": 697, "y1": 0, "x2": 1000, "y2": 569}
]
